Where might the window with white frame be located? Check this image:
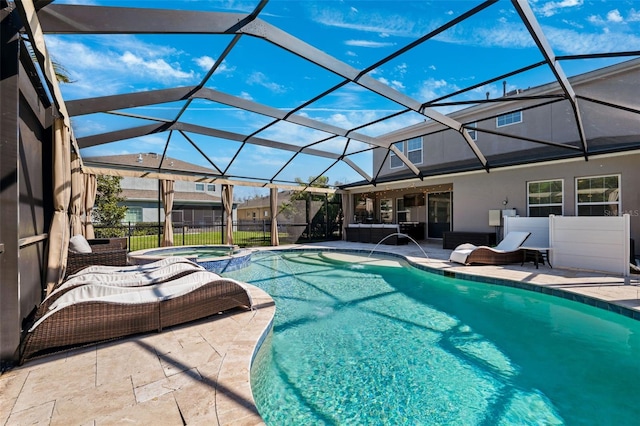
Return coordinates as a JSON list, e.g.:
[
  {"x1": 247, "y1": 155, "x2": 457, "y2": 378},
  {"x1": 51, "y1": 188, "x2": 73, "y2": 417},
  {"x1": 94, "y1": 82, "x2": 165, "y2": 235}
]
[
  {"x1": 195, "y1": 183, "x2": 205, "y2": 191},
  {"x1": 207, "y1": 184, "x2": 215, "y2": 192},
  {"x1": 527, "y1": 179, "x2": 563, "y2": 217},
  {"x1": 466, "y1": 122, "x2": 477, "y2": 141},
  {"x1": 576, "y1": 175, "x2": 620, "y2": 216},
  {"x1": 496, "y1": 110, "x2": 522, "y2": 127},
  {"x1": 124, "y1": 207, "x2": 143, "y2": 223},
  {"x1": 407, "y1": 137, "x2": 423, "y2": 164},
  {"x1": 390, "y1": 141, "x2": 404, "y2": 169}
]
